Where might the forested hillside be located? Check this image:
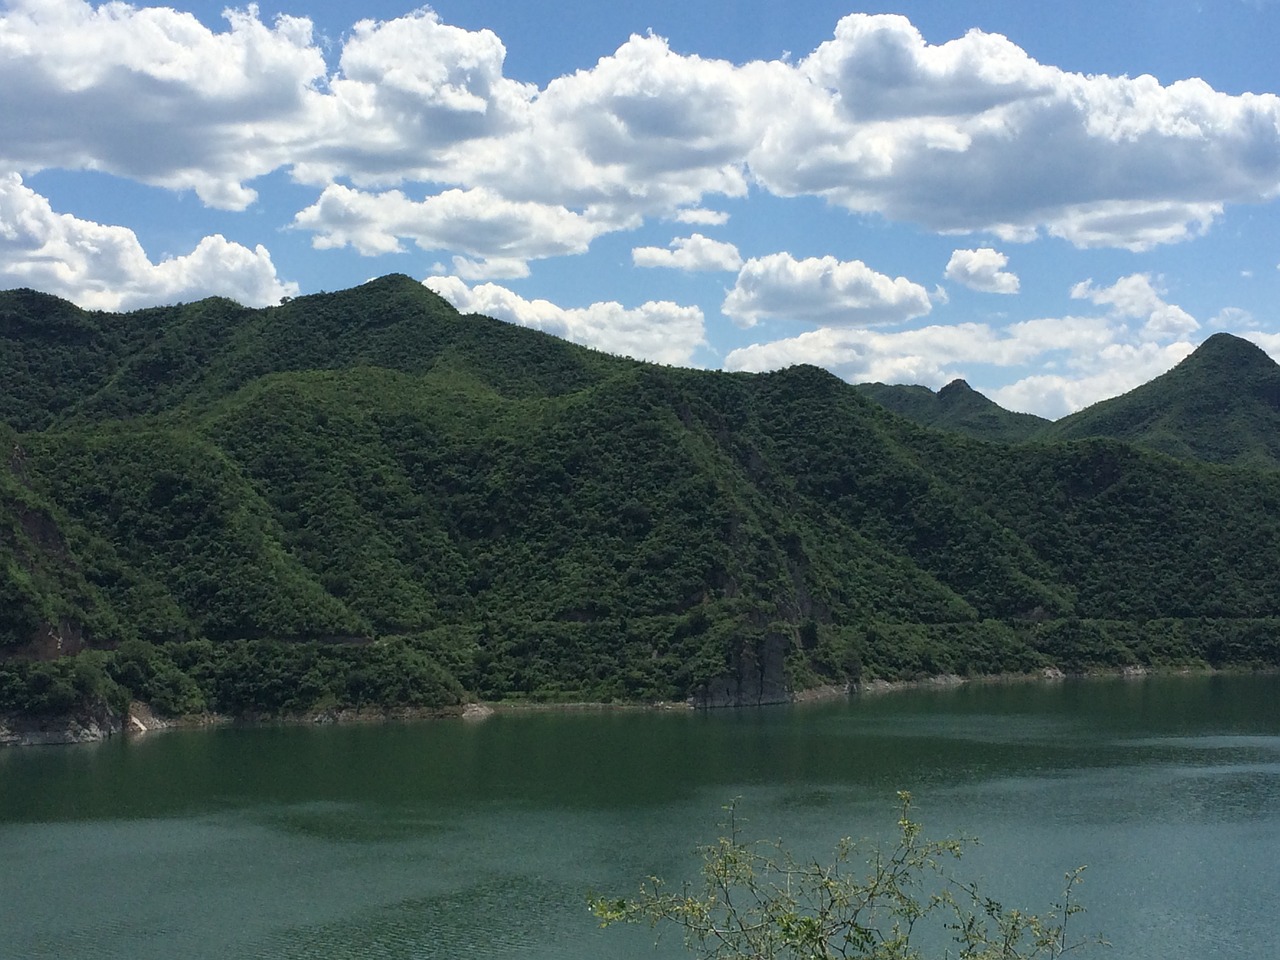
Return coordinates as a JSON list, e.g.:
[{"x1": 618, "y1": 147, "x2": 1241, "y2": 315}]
[
  {"x1": 1041, "y1": 333, "x2": 1280, "y2": 467},
  {"x1": 857, "y1": 333, "x2": 1280, "y2": 468},
  {"x1": 4, "y1": 276, "x2": 1279, "y2": 727},
  {"x1": 854, "y1": 379, "x2": 1050, "y2": 443}
]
